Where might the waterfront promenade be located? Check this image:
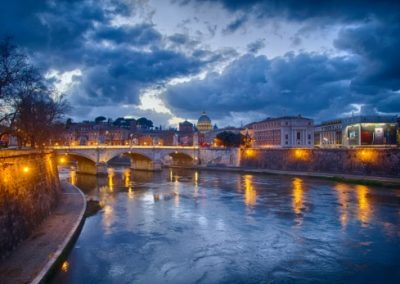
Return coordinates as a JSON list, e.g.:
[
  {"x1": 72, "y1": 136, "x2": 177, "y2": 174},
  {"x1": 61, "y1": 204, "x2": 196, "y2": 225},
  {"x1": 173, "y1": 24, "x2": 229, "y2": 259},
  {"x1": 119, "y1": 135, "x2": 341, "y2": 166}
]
[{"x1": 0, "y1": 181, "x2": 85, "y2": 284}]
